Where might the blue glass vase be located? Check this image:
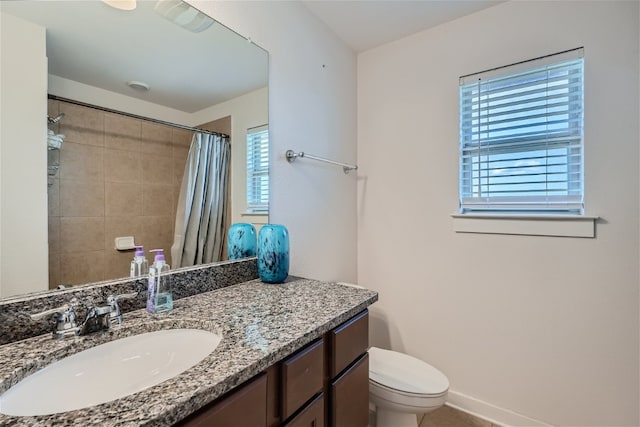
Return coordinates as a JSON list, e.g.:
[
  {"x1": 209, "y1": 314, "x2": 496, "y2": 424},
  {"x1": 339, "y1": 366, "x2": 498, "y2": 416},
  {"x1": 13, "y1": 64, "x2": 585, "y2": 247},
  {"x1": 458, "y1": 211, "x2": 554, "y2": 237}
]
[
  {"x1": 227, "y1": 223, "x2": 257, "y2": 260},
  {"x1": 257, "y1": 224, "x2": 289, "y2": 283}
]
